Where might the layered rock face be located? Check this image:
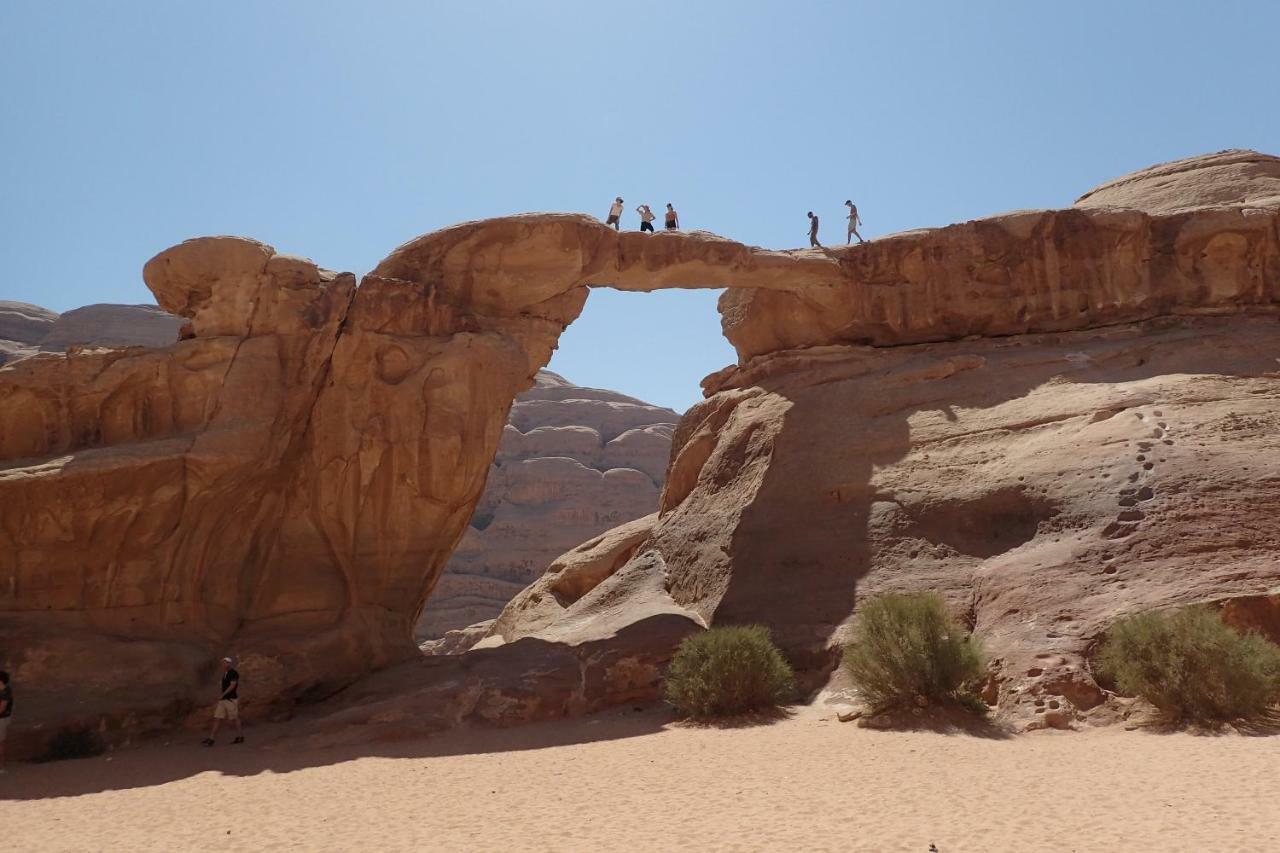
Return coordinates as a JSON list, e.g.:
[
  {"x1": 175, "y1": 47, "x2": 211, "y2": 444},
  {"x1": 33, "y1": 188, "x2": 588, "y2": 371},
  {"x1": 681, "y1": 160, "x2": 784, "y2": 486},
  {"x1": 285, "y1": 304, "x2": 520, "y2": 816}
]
[
  {"x1": 418, "y1": 370, "x2": 675, "y2": 639},
  {"x1": 40, "y1": 303, "x2": 183, "y2": 351},
  {"x1": 2, "y1": 149, "x2": 1278, "y2": 747},
  {"x1": 0, "y1": 301, "x2": 182, "y2": 365},
  {"x1": 0, "y1": 301, "x2": 57, "y2": 364}
]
